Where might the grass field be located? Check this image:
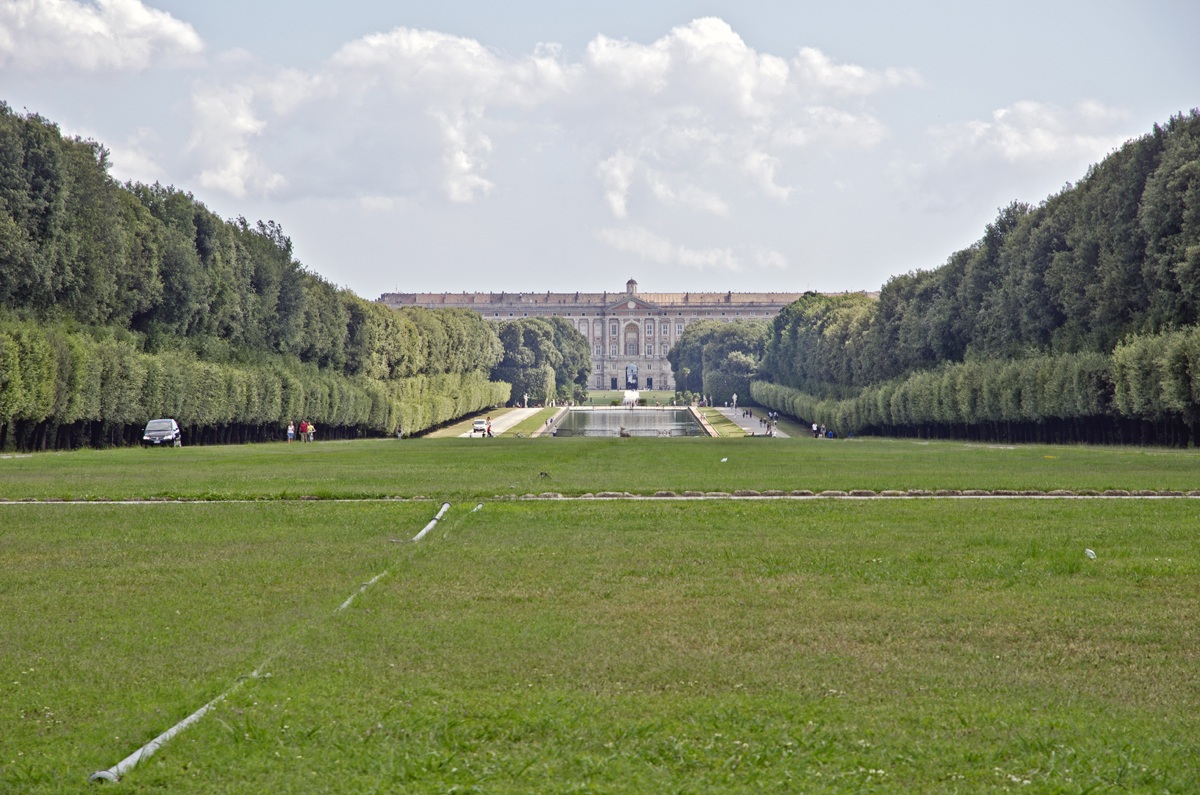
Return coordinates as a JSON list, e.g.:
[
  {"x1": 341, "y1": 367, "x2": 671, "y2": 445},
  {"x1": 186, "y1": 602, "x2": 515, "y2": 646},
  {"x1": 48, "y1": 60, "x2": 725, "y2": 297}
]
[
  {"x1": 1, "y1": 435, "x2": 1199, "y2": 501},
  {"x1": 2, "y1": 437, "x2": 1199, "y2": 792}
]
